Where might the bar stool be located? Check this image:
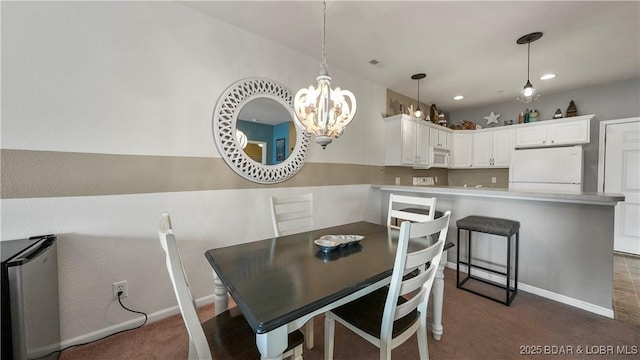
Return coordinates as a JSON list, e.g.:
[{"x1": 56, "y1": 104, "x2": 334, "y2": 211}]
[
  {"x1": 456, "y1": 215, "x2": 520, "y2": 306},
  {"x1": 393, "y1": 208, "x2": 444, "y2": 226}
]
